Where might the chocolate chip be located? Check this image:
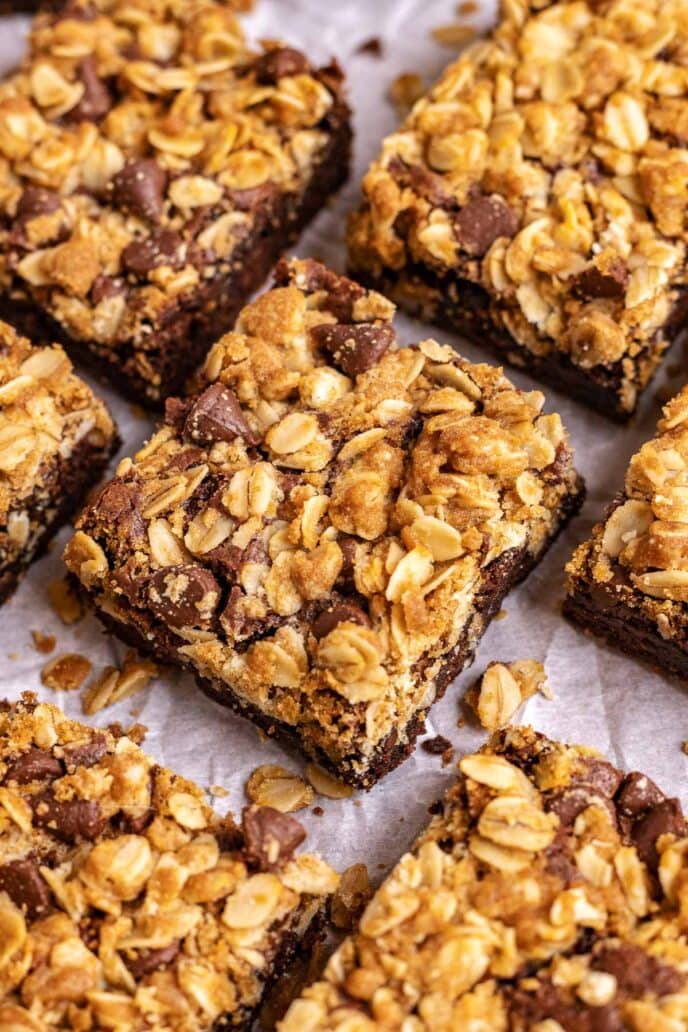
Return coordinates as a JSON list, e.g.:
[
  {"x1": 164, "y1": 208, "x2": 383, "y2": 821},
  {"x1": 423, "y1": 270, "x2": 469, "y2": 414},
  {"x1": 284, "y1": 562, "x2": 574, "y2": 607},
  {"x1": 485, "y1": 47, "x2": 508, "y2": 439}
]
[
  {"x1": 183, "y1": 383, "x2": 257, "y2": 447},
  {"x1": 31, "y1": 790, "x2": 106, "y2": 843},
  {"x1": 389, "y1": 159, "x2": 455, "y2": 209},
  {"x1": 572, "y1": 258, "x2": 628, "y2": 300},
  {"x1": 573, "y1": 758, "x2": 623, "y2": 799},
  {"x1": 312, "y1": 602, "x2": 370, "y2": 640},
  {"x1": 121, "y1": 229, "x2": 183, "y2": 275},
  {"x1": 118, "y1": 806, "x2": 155, "y2": 835},
  {"x1": 226, "y1": 183, "x2": 278, "y2": 212},
  {"x1": 90, "y1": 274, "x2": 125, "y2": 305},
  {"x1": 509, "y1": 979, "x2": 622, "y2": 1032},
  {"x1": 631, "y1": 798, "x2": 686, "y2": 871},
  {"x1": 254, "y1": 47, "x2": 310, "y2": 85},
  {"x1": 164, "y1": 397, "x2": 191, "y2": 430},
  {"x1": 454, "y1": 194, "x2": 518, "y2": 257},
  {"x1": 594, "y1": 943, "x2": 684, "y2": 998},
  {"x1": 123, "y1": 941, "x2": 180, "y2": 979},
  {"x1": 0, "y1": 858, "x2": 52, "y2": 918},
  {"x1": 112, "y1": 159, "x2": 167, "y2": 222},
  {"x1": 546, "y1": 785, "x2": 617, "y2": 829},
  {"x1": 544, "y1": 835, "x2": 581, "y2": 886},
  {"x1": 16, "y1": 186, "x2": 61, "y2": 221},
  {"x1": 3, "y1": 747, "x2": 63, "y2": 785},
  {"x1": 310, "y1": 322, "x2": 395, "y2": 377},
  {"x1": 95, "y1": 480, "x2": 145, "y2": 544},
  {"x1": 67, "y1": 56, "x2": 111, "y2": 122},
  {"x1": 616, "y1": 771, "x2": 665, "y2": 818},
  {"x1": 276, "y1": 258, "x2": 366, "y2": 321},
  {"x1": 62, "y1": 734, "x2": 108, "y2": 771},
  {"x1": 148, "y1": 564, "x2": 221, "y2": 629},
  {"x1": 242, "y1": 805, "x2": 306, "y2": 870}
]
